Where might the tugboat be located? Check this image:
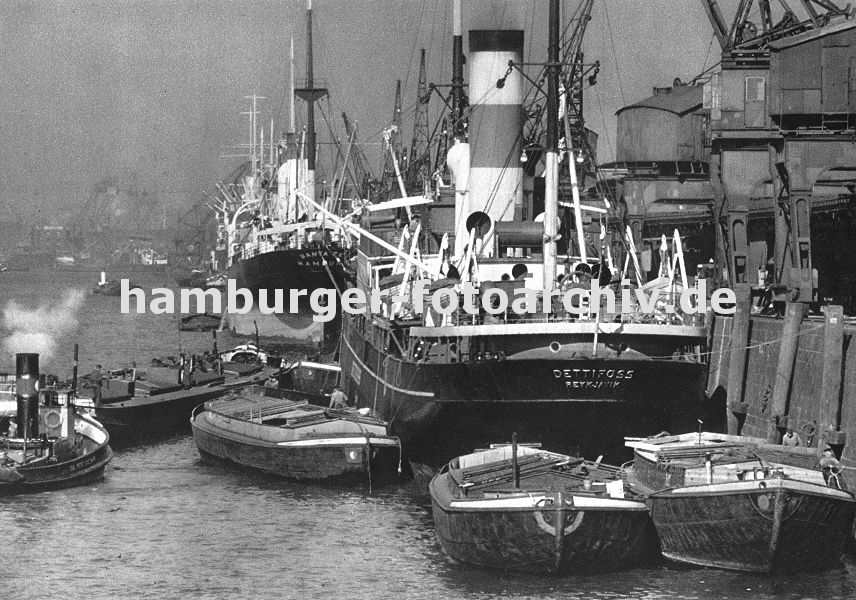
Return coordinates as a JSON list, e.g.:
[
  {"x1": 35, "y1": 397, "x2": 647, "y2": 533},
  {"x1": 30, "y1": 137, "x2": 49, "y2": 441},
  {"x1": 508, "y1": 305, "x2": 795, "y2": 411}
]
[
  {"x1": 0, "y1": 353, "x2": 113, "y2": 494},
  {"x1": 430, "y1": 438, "x2": 653, "y2": 573},
  {"x1": 625, "y1": 431, "x2": 856, "y2": 573}
]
